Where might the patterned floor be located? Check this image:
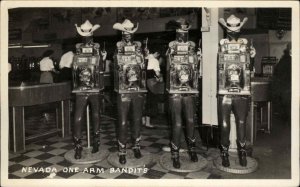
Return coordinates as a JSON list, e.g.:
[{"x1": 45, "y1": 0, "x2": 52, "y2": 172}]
[{"x1": 8, "y1": 117, "x2": 222, "y2": 179}]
